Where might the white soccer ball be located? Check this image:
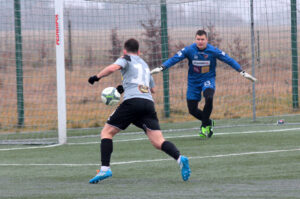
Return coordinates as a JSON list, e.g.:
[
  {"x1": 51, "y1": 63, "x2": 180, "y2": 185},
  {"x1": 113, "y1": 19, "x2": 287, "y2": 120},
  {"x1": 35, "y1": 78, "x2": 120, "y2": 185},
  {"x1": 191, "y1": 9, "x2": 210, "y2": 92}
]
[{"x1": 101, "y1": 87, "x2": 121, "y2": 106}]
